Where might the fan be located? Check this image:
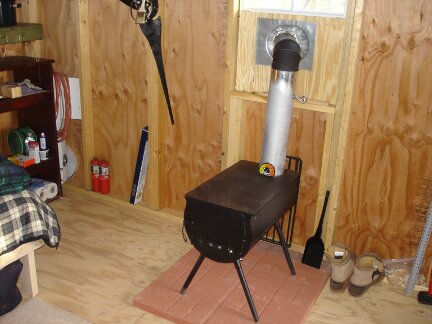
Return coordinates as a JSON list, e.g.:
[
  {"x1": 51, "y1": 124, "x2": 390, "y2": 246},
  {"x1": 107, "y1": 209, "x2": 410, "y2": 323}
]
[{"x1": 58, "y1": 141, "x2": 77, "y2": 183}]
